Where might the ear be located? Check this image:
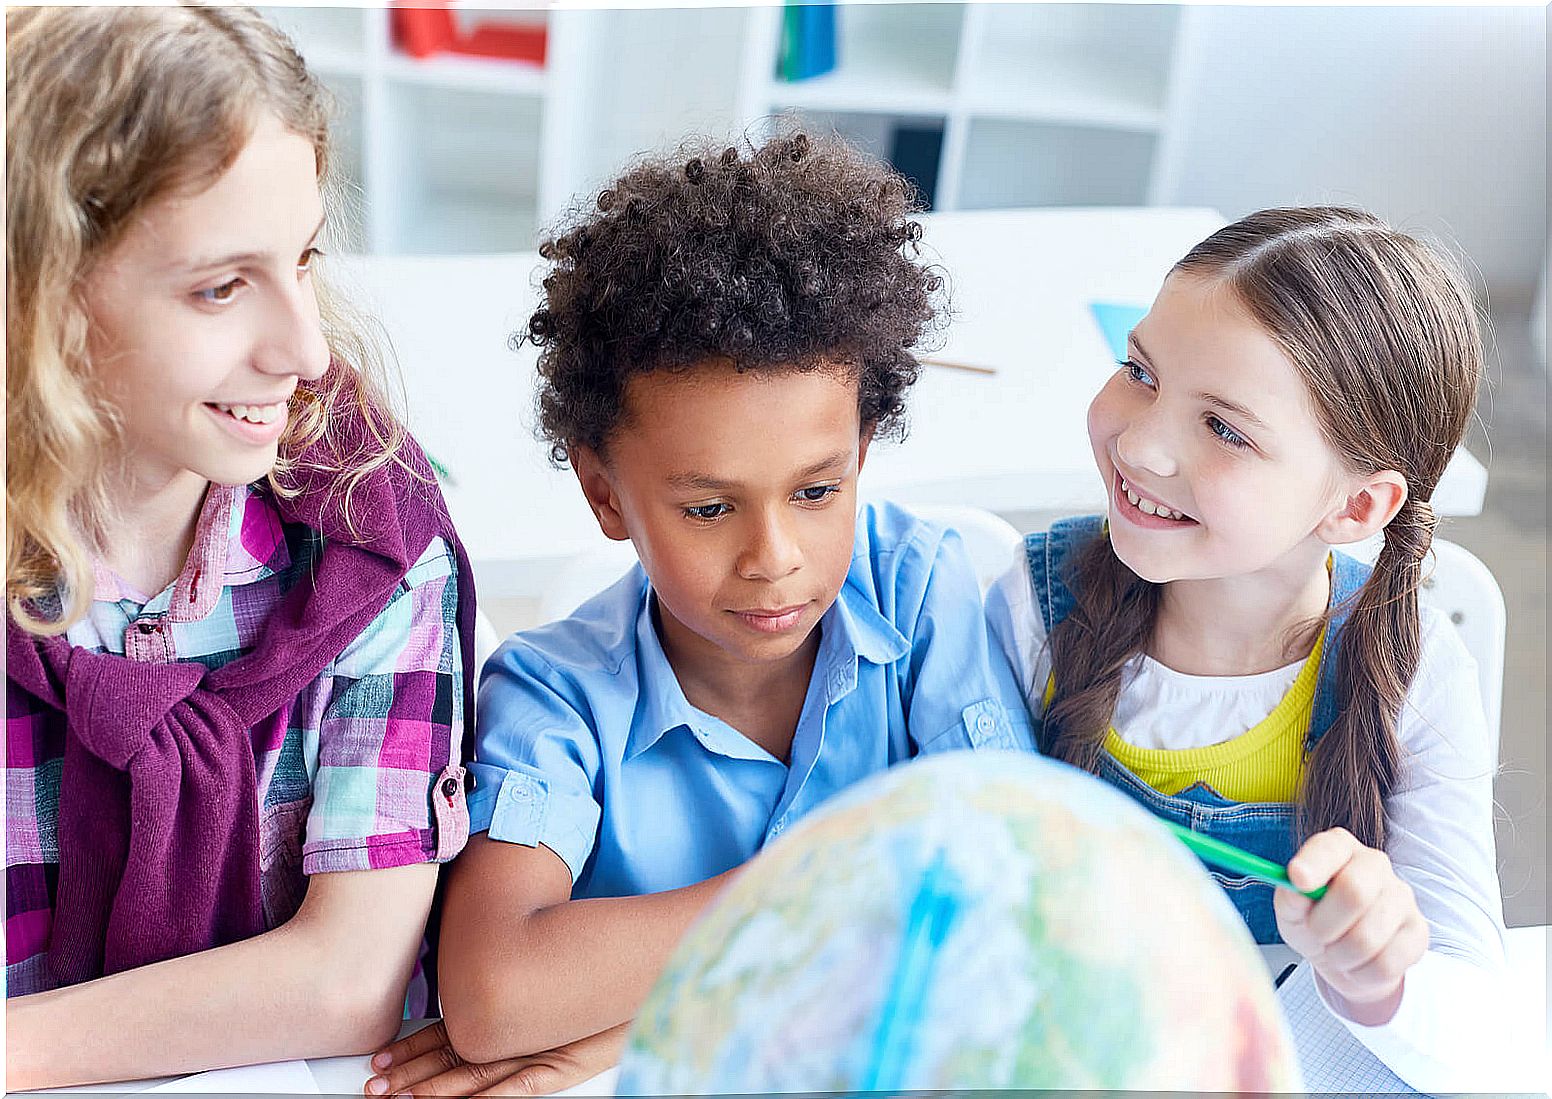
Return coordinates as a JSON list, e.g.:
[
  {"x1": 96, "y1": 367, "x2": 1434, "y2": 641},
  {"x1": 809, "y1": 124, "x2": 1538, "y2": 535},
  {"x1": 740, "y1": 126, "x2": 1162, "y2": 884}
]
[
  {"x1": 1316, "y1": 469, "x2": 1408, "y2": 546},
  {"x1": 857, "y1": 422, "x2": 875, "y2": 475},
  {"x1": 571, "y1": 446, "x2": 631, "y2": 542}
]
